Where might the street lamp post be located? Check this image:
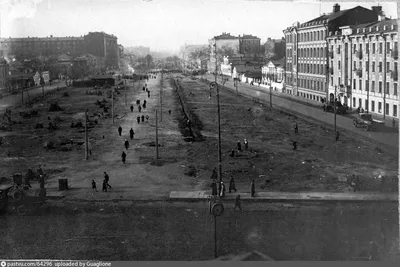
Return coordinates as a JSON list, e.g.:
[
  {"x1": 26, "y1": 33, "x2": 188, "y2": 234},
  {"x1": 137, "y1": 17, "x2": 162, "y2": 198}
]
[
  {"x1": 124, "y1": 78, "x2": 127, "y2": 106},
  {"x1": 20, "y1": 76, "x2": 23, "y2": 105},
  {"x1": 209, "y1": 197, "x2": 224, "y2": 259},
  {"x1": 85, "y1": 109, "x2": 89, "y2": 160},
  {"x1": 111, "y1": 88, "x2": 114, "y2": 125},
  {"x1": 209, "y1": 82, "x2": 222, "y2": 184},
  {"x1": 334, "y1": 85, "x2": 337, "y2": 132}
]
